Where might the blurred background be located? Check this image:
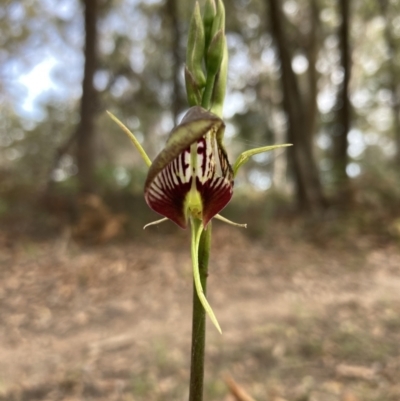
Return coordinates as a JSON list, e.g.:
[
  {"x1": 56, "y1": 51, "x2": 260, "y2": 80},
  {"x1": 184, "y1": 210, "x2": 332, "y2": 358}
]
[
  {"x1": 2, "y1": 0, "x2": 400, "y2": 239},
  {"x1": 1, "y1": 0, "x2": 400, "y2": 400}
]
